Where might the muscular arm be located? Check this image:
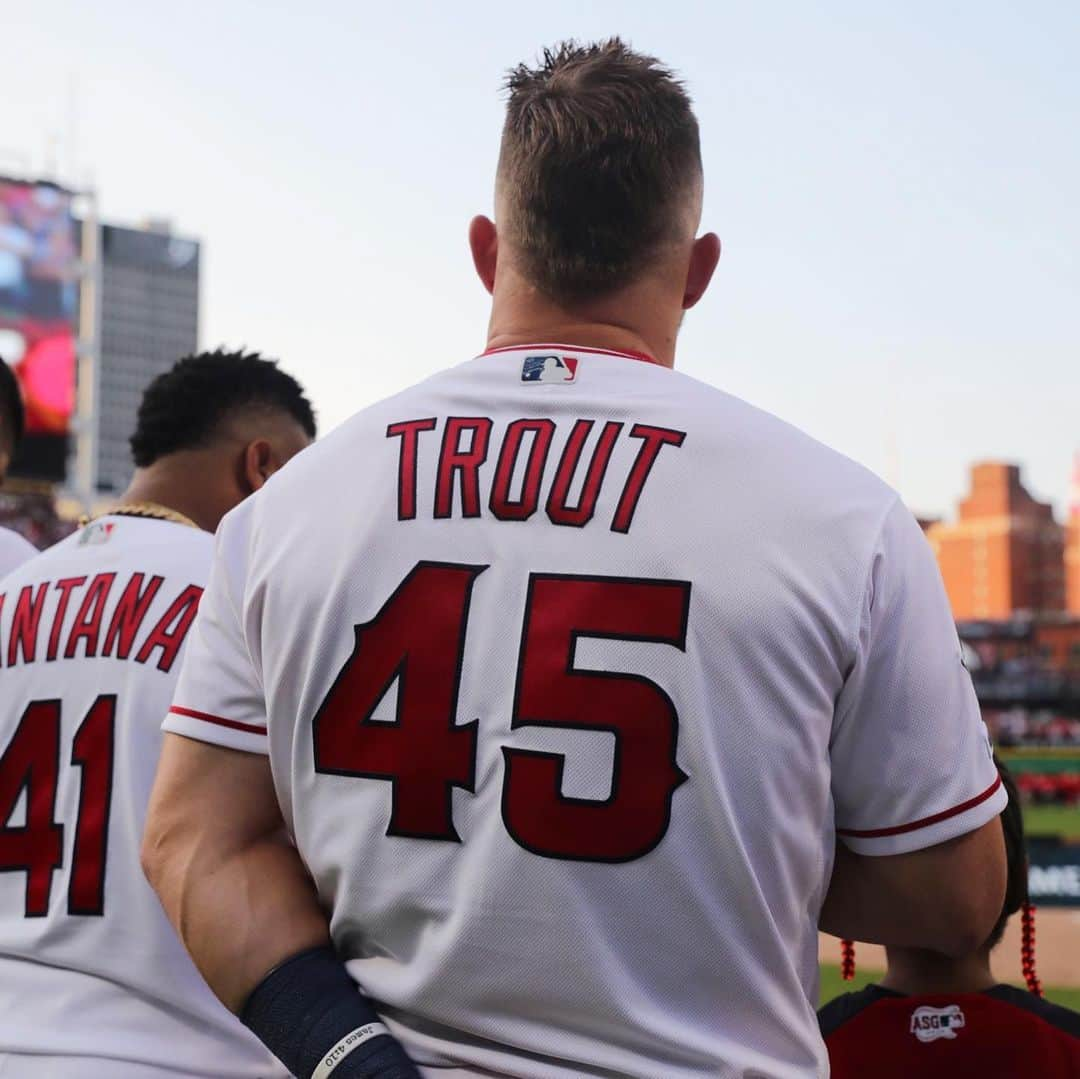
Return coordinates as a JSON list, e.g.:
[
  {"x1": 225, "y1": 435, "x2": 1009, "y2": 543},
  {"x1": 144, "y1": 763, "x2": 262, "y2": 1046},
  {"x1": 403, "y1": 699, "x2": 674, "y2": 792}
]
[
  {"x1": 819, "y1": 815, "x2": 1006, "y2": 956},
  {"x1": 141, "y1": 733, "x2": 329, "y2": 1012}
]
